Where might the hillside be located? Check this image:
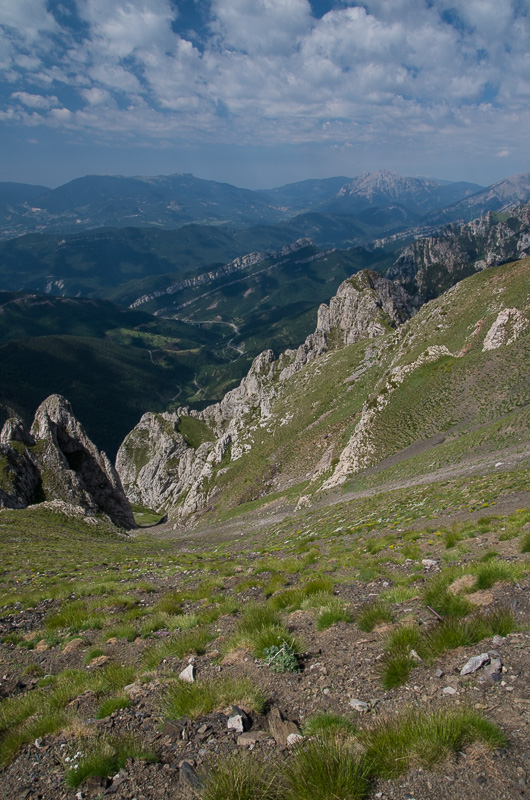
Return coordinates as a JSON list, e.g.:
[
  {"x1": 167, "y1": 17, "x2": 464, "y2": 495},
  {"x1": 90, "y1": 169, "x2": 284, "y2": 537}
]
[
  {"x1": 1, "y1": 224, "x2": 530, "y2": 800},
  {"x1": 0, "y1": 294, "x2": 232, "y2": 457},
  {"x1": 1, "y1": 385, "x2": 530, "y2": 800},
  {"x1": 116, "y1": 256, "x2": 530, "y2": 526}
]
